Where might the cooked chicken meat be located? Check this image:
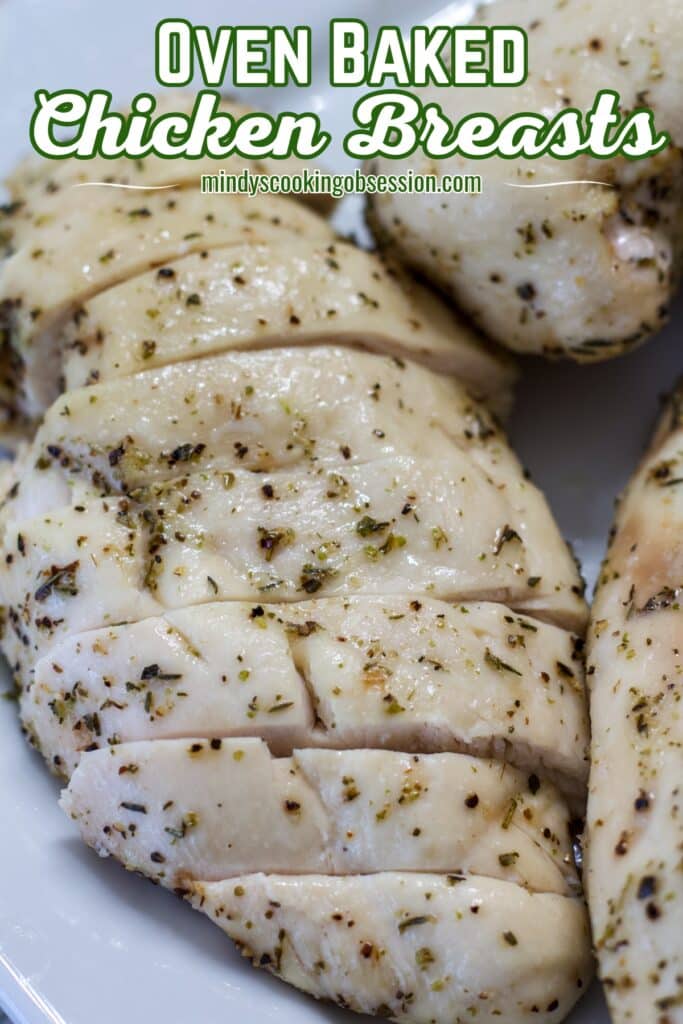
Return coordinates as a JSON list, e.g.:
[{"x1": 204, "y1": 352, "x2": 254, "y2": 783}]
[
  {"x1": 586, "y1": 384, "x2": 683, "y2": 1023},
  {"x1": 4, "y1": 346, "x2": 555, "y2": 510},
  {"x1": 189, "y1": 874, "x2": 592, "y2": 1024},
  {"x1": 0, "y1": 149, "x2": 591, "y2": 1023},
  {"x1": 367, "y1": 0, "x2": 683, "y2": 361},
  {"x1": 57, "y1": 239, "x2": 512, "y2": 411},
  {"x1": 0, "y1": 98, "x2": 513, "y2": 423},
  {"x1": 0, "y1": 446, "x2": 585, "y2": 682},
  {"x1": 62, "y1": 739, "x2": 579, "y2": 894},
  {"x1": 23, "y1": 598, "x2": 588, "y2": 798},
  {"x1": 0, "y1": 94, "x2": 334, "y2": 429},
  {"x1": 0, "y1": 189, "x2": 335, "y2": 418}
]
